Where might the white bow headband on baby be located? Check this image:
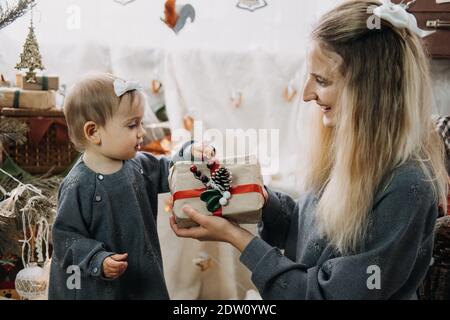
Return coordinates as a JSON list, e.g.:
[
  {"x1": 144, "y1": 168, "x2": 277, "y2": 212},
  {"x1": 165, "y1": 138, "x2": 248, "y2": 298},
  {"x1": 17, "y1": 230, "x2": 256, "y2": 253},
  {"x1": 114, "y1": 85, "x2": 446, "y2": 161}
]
[
  {"x1": 373, "y1": 0, "x2": 435, "y2": 38},
  {"x1": 113, "y1": 79, "x2": 143, "y2": 97}
]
